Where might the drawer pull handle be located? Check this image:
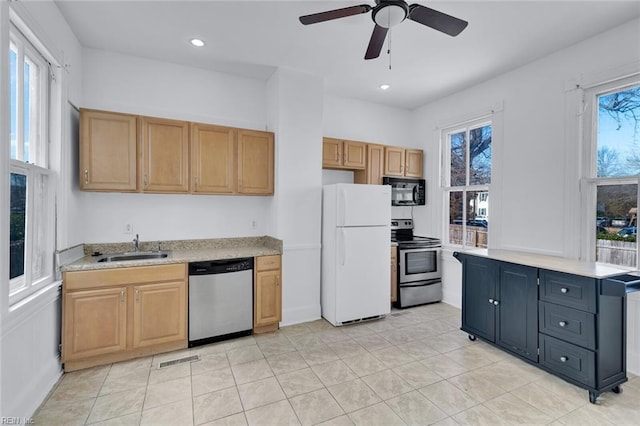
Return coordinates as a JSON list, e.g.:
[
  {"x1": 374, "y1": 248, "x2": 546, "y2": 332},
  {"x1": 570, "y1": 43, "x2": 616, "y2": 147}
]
[
  {"x1": 559, "y1": 321, "x2": 567, "y2": 327},
  {"x1": 488, "y1": 298, "x2": 494, "y2": 304},
  {"x1": 560, "y1": 356, "x2": 568, "y2": 362},
  {"x1": 560, "y1": 287, "x2": 568, "y2": 294}
]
